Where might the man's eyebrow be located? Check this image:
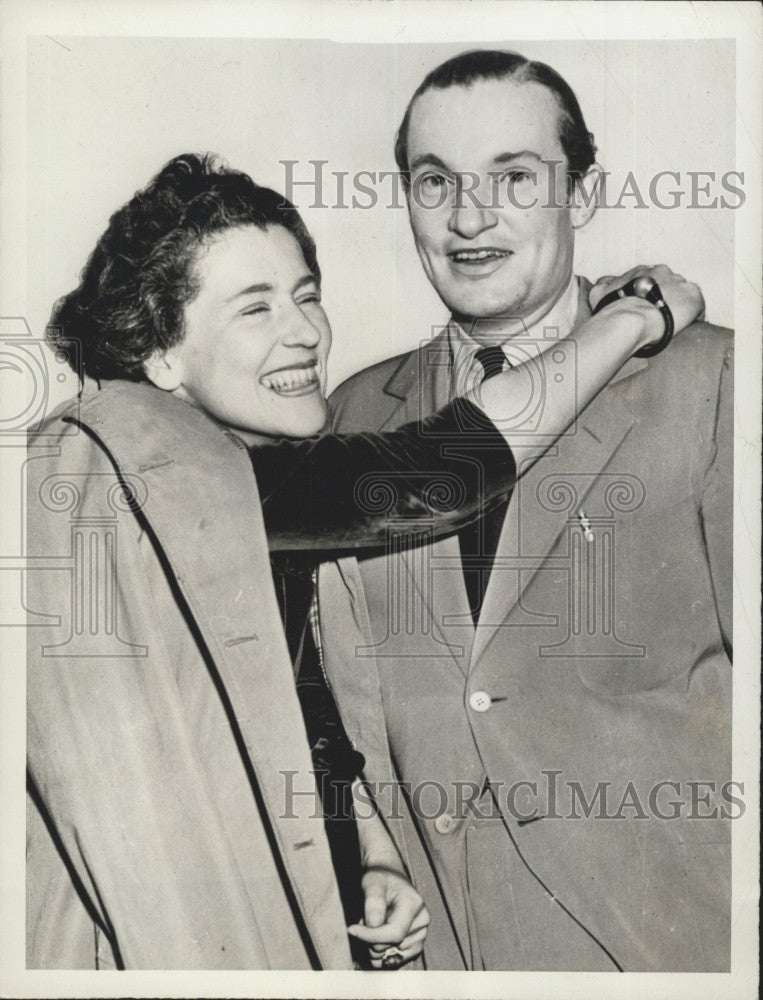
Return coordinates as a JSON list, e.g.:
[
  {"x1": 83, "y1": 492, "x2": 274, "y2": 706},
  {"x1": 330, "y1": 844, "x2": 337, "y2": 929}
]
[
  {"x1": 408, "y1": 153, "x2": 453, "y2": 174},
  {"x1": 409, "y1": 151, "x2": 543, "y2": 173},
  {"x1": 492, "y1": 150, "x2": 543, "y2": 165}
]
